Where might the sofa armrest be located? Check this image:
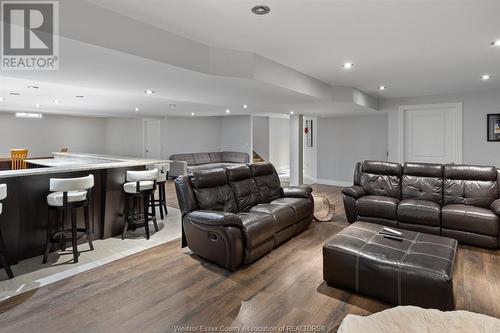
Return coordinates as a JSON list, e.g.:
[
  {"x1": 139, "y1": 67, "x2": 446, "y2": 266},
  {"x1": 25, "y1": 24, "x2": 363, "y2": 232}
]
[
  {"x1": 342, "y1": 185, "x2": 366, "y2": 199},
  {"x1": 490, "y1": 199, "x2": 500, "y2": 215},
  {"x1": 185, "y1": 210, "x2": 243, "y2": 228},
  {"x1": 169, "y1": 160, "x2": 188, "y2": 178},
  {"x1": 282, "y1": 186, "x2": 312, "y2": 199}
]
